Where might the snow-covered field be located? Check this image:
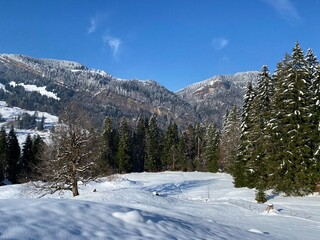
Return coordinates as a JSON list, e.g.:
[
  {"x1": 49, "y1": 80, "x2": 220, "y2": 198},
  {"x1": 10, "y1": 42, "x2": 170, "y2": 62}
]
[
  {"x1": 8, "y1": 81, "x2": 60, "y2": 100},
  {"x1": 0, "y1": 101, "x2": 57, "y2": 144},
  {"x1": 0, "y1": 172, "x2": 319, "y2": 239}
]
